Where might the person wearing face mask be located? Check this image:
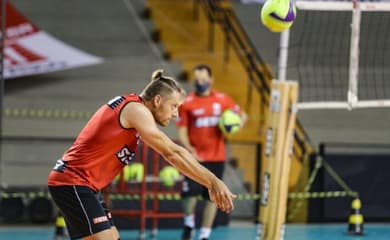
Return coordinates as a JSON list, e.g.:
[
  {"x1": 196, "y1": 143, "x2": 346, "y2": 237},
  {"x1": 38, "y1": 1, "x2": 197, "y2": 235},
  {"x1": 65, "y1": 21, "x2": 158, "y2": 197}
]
[{"x1": 176, "y1": 64, "x2": 247, "y2": 240}]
